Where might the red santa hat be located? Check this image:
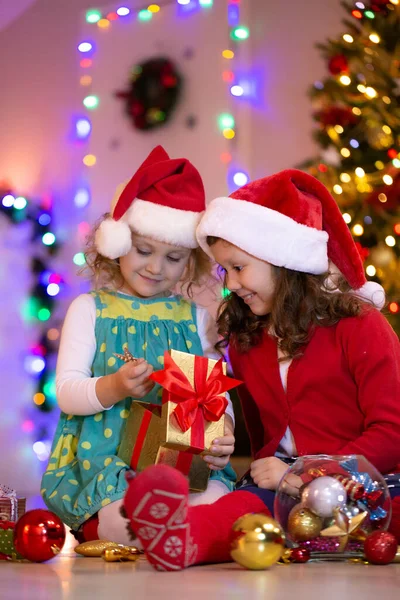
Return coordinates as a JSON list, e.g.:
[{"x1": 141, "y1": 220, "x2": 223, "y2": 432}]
[
  {"x1": 95, "y1": 145, "x2": 205, "y2": 259},
  {"x1": 197, "y1": 169, "x2": 385, "y2": 309}
]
